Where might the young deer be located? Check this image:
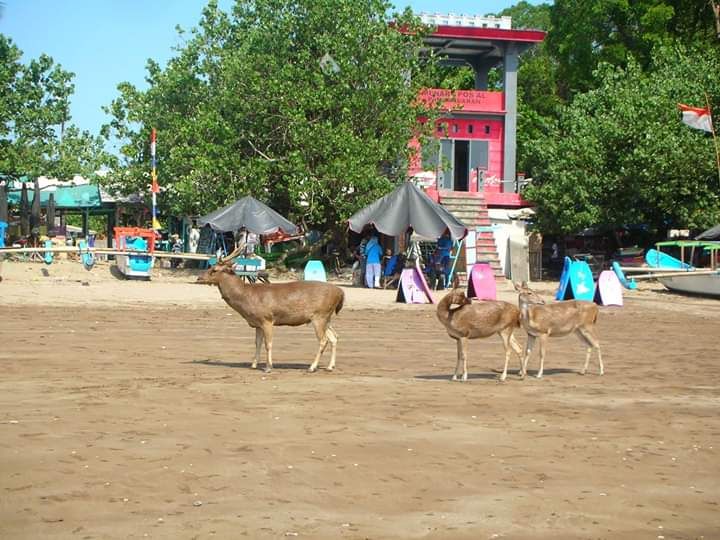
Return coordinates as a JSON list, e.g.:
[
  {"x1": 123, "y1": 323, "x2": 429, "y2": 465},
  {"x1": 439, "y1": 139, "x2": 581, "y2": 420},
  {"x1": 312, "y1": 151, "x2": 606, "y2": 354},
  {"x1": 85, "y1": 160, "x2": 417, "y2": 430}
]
[
  {"x1": 197, "y1": 252, "x2": 344, "y2": 373},
  {"x1": 436, "y1": 282, "x2": 523, "y2": 382},
  {"x1": 514, "y1": 282, "x2": 603, "y2": 379}
]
